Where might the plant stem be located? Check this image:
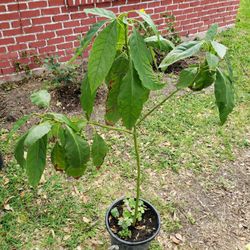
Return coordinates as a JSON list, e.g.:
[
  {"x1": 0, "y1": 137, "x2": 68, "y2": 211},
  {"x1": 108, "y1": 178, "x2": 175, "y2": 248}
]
[
  {"x1": 136, "y1": 89, "x2": 179, "y2": 126},
  {"x1": 88, "y1": 121, "x2": 132, "y2": 134},
  {"x1": 133, "y1": 126, "x2": 141, "y2": 226}
]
